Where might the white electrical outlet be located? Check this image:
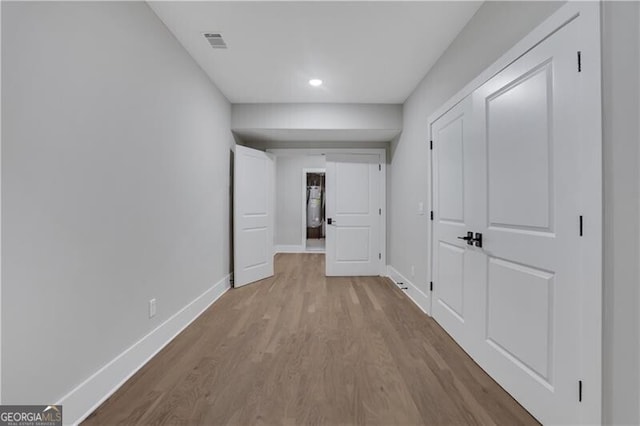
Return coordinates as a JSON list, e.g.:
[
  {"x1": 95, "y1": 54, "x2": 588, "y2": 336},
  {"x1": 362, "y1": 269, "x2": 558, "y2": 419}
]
[
  {"x1": 411, "y1": 265, "x2": 415, "y2": 278},
  {"x1": 418, "y1": 202, "x2": 425, "y2": 215},
  {"x1": 149, "y1": 298, "x2": 157, "y2": 318}
]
